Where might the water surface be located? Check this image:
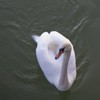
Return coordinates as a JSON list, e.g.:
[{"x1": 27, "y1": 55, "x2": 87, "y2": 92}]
[{"x1": 0, "y1": 0, "x2": 100, "y2": 100}]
